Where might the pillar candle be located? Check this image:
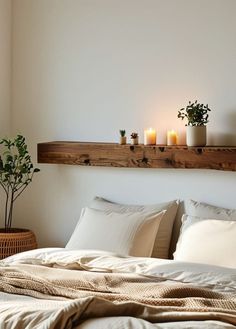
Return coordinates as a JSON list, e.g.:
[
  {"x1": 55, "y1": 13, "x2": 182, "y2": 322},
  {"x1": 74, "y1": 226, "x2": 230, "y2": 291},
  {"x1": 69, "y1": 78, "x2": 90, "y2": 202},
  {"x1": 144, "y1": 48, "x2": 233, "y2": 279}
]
[
  {"x1": 167, "y1": 130, "x2": 177, "y2": 145},
  {"x1": 144, "y1": 128, "x2": 156, "y2": 145}
]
